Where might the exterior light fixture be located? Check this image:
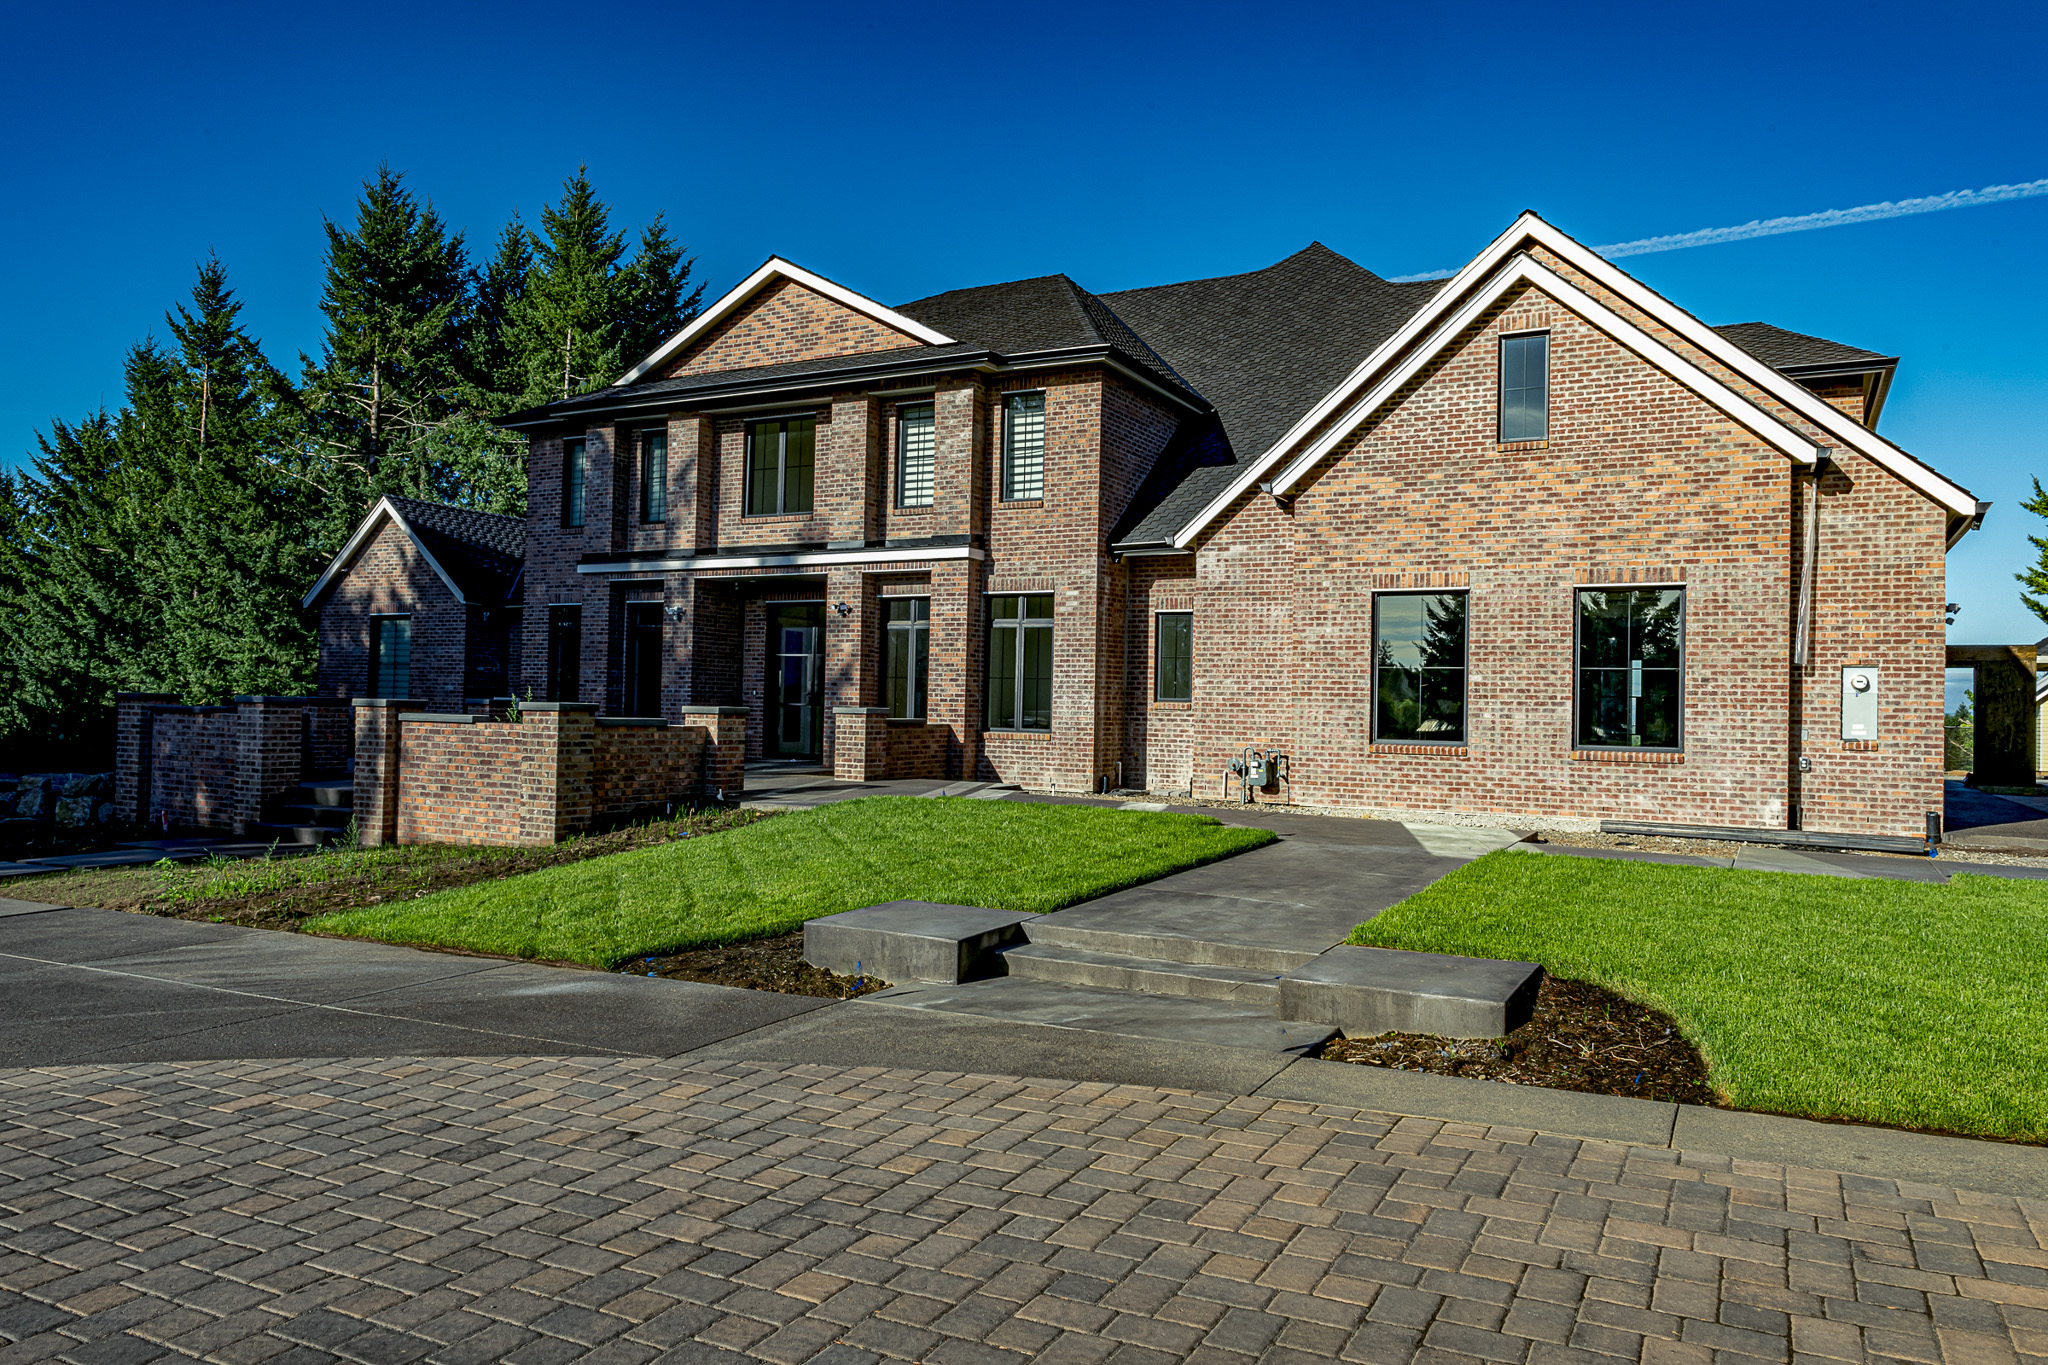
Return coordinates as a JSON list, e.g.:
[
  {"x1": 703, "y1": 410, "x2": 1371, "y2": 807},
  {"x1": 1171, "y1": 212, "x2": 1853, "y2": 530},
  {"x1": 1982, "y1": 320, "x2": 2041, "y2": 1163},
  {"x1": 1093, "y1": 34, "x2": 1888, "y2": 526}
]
[{"x1": 833, "y1": 601, "x2": 853, "y2": 617}]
